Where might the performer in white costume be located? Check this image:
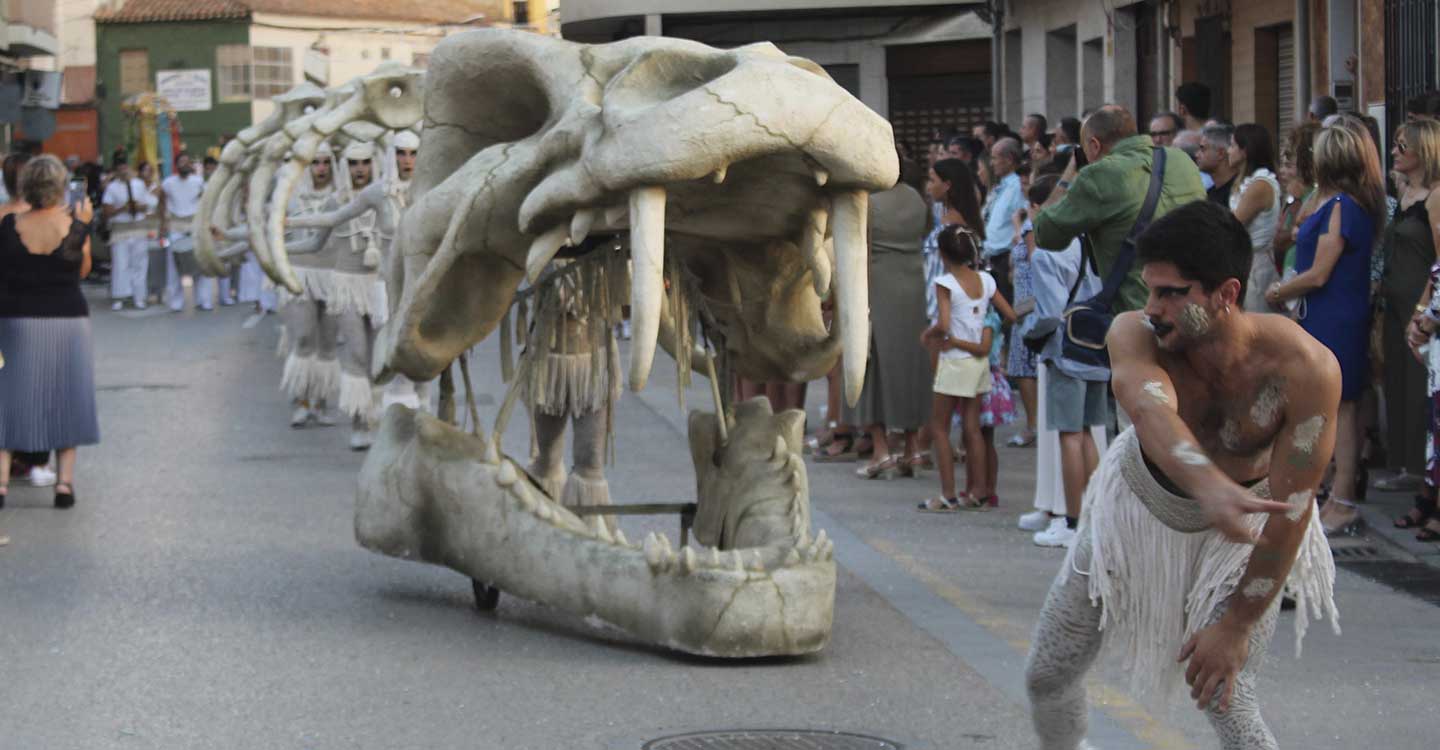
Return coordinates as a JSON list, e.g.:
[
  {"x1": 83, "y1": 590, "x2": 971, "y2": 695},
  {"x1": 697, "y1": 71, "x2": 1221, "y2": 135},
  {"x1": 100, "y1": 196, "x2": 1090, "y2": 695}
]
[
  {"x1": 287, "y1": 131, "x2": 428, "y2": 426},
  {"x1": 160, "y1": 154, "x2": 217, "y2": 311},
  {"x1": 278, "y1": 146, "x2": 341, "y2": 428},
  {"x1": 1024, "y1": 201, "x2": 1339, "y2": 750},
  {"x1": 103, "y1": 157, "x2": 158, "y2": 311}
]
